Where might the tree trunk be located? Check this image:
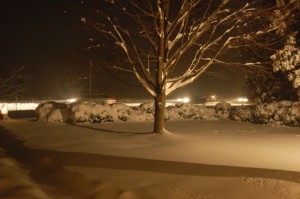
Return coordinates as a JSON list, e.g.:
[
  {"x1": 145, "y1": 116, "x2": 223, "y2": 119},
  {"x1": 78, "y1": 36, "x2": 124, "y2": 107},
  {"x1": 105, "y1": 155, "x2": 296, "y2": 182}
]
[
  {"x1": 154, "y1": 91, "x2": 166, "y2": 134},
  {"x1": 153, "y1": 0, "x2": 168, "y2": 134}
]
